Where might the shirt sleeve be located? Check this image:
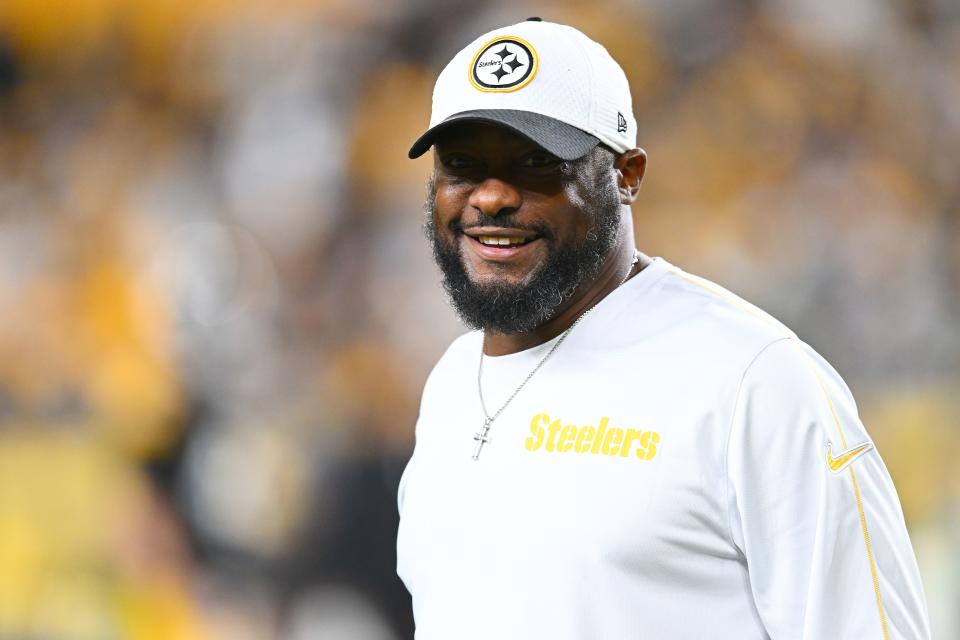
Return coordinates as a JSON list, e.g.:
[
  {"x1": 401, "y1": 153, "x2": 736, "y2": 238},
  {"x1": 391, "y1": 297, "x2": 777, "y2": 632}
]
[{"x1": 726, "y1": 337, "x2": 930, "y2": 639}]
